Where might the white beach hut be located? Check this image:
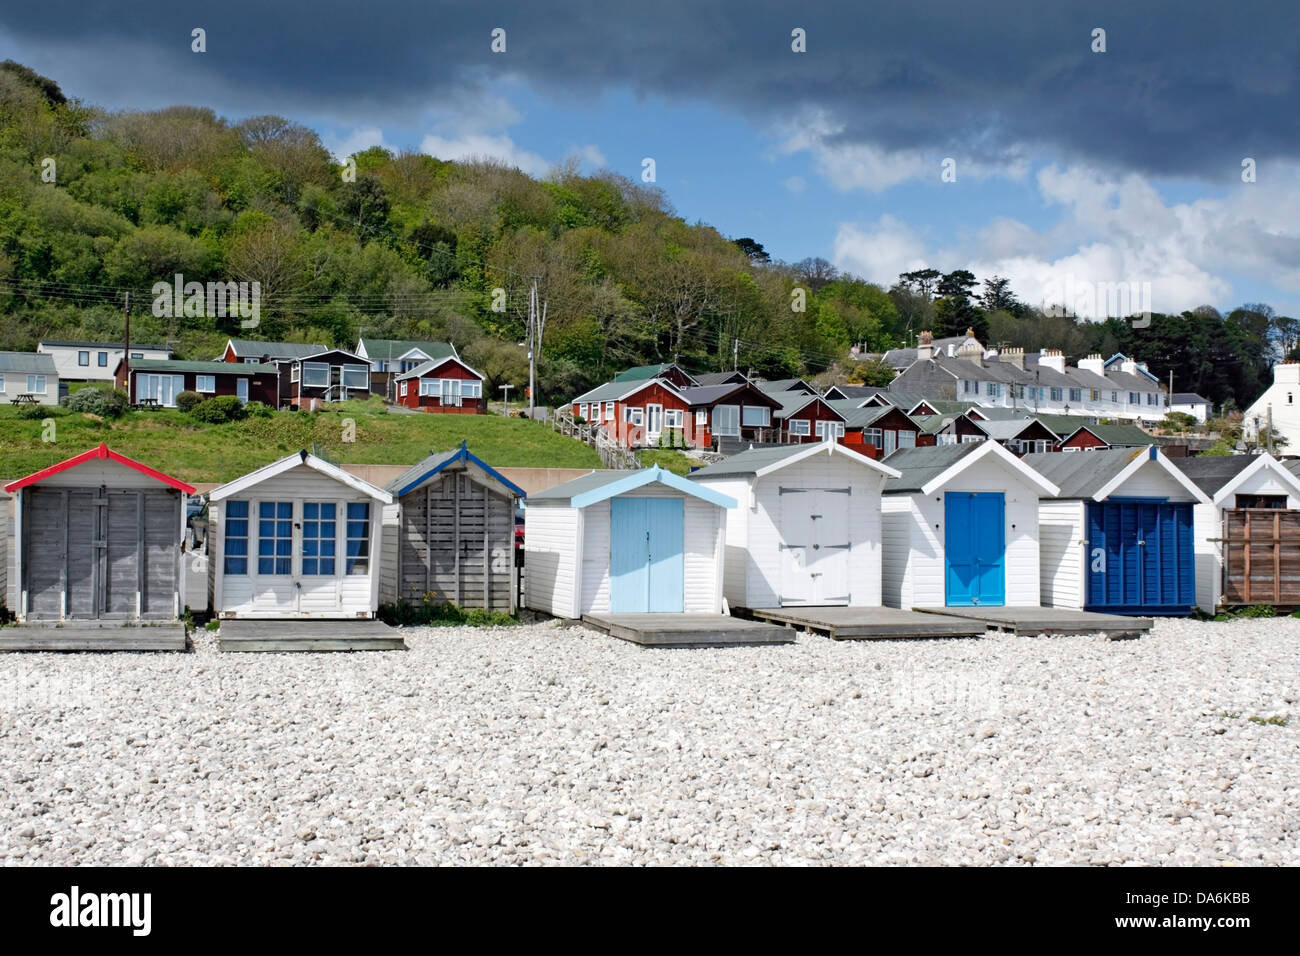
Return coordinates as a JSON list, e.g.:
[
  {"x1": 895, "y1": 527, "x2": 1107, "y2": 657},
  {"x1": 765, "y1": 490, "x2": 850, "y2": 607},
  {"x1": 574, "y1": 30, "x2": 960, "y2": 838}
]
[
  {"x1": 881, "y1": 441, "x2": 1058, "y2": 609},
  {"x1": 687, "y1": 441, "x2": 899, "y2": 609}
]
